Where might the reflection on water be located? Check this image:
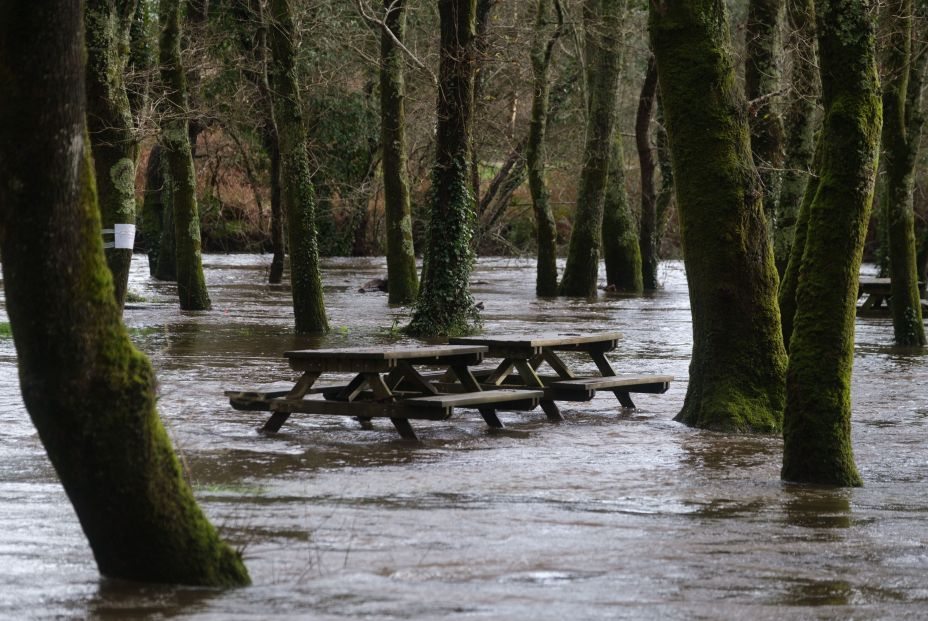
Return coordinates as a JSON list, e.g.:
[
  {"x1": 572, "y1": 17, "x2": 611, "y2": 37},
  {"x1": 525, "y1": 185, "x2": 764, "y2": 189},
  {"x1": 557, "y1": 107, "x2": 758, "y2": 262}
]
[{"x1": 0, "y1": 255, "x2": 927, "y2": 619}]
